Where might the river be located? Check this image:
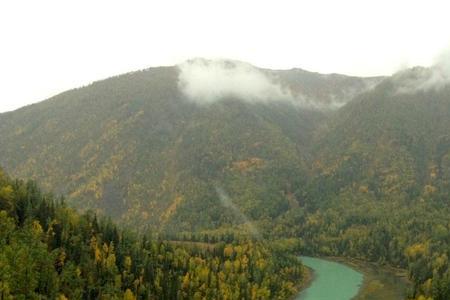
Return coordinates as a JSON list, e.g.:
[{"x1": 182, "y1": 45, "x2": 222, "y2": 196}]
[
  {"x1": 296, "y1": 256, "x2": 363, "y2": 300},
  {"x1": 296, "y1": 256, "x2": 410, "y2": 300}
]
